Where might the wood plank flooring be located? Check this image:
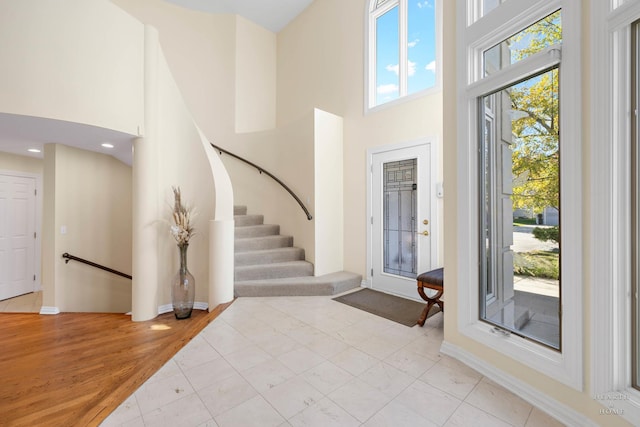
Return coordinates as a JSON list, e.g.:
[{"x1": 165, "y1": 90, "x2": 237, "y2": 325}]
[{"x1": 0, "y1": 303, "x2": 233, "y2": 427}]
